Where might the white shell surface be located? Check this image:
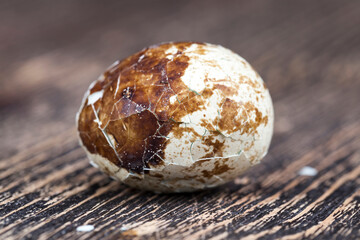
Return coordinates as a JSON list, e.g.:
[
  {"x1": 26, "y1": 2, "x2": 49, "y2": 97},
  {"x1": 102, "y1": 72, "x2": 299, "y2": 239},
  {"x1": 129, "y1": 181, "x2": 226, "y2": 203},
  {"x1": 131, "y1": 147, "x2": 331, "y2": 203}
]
[{"x1": 77, "y1": 42, "x2": 274, "y2": 192}]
